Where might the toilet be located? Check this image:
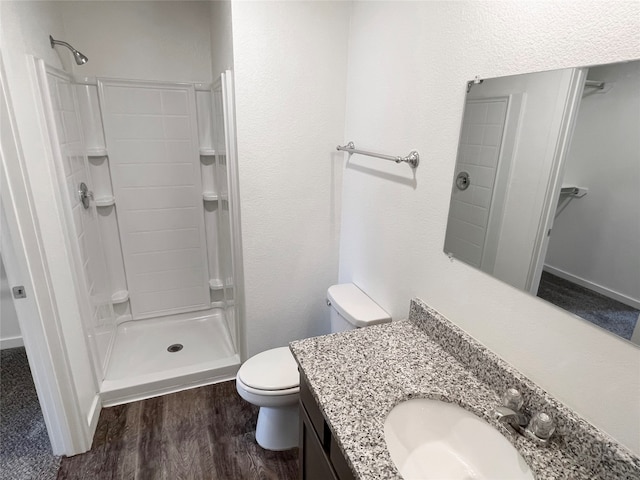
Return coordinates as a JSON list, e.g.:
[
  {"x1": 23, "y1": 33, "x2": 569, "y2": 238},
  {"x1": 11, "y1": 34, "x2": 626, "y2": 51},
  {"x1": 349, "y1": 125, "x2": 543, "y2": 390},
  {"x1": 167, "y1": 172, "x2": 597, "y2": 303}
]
[{"x1": 235, "y1": 283, "x2": 391, "y2": 450}]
